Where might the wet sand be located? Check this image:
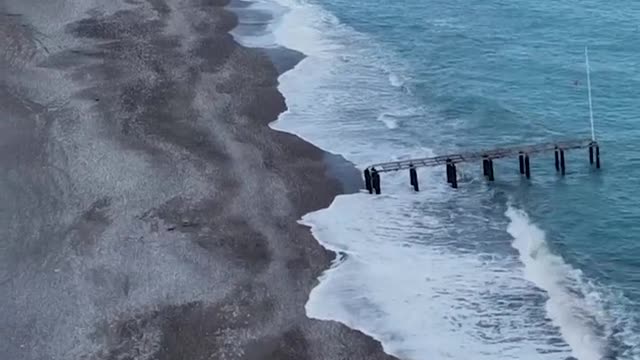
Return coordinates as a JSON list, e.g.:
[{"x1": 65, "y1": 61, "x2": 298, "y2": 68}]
[{"x1": 0, "y1": 0, "x2": 396, "y2": 359}]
